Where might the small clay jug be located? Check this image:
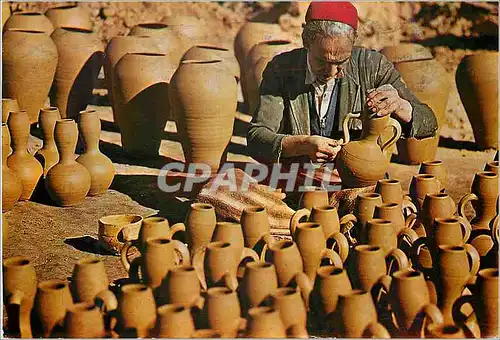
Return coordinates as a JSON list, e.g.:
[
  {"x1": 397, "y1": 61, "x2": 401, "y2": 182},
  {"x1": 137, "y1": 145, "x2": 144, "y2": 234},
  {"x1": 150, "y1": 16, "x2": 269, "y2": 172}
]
[
  {"x1": 354, "y1": 192, "x2": 383, "y2": 237},
  {"x1": 7, "y1": 110, "x2": 43, "y2": 200},
  {"x1": 246, "y1": 306, "x2": 287, "y2": 338},
  {"x1": 45, "y1": 119, "x2": 91, "y2": 206},
  {"x1": 362, "y1": 218, "x2": 418, "y2": 257},
  {"x1": 185, "y1": 203, "x2": 217, "y2": 256},
  {"x1": 374, "y1": 202, "x2": 417, "y2": 234},
  {"x1": 76, "y1": 109, "x2": 114, "y2": 196},
  {"x1": 155, "y1": 304, "x2": 195, "y2": 338},
  {"x1": 2, "y1": 29, "x2": 58, "y2": 123},
  {"x1": 164, "y1": 265, "x2": 204, "y2": 309},
  {"x1": 425, "y1": 324, "x2": 466, "y2": 338},
  {"x1": 260, "y1": 240, "x2": 309, "y2": 287},
  {"x1": 2, "y1": 123, "x2": 22, "y2": 211},
  {"x1": 3, "y1": 256, "x2": 37, "y2": 338},
  {"x1": 211, "y1": 222, "x2": 245, "y2": 258},
  {"x1": 45, "y1": 4, "x2": 92, "y2": 30},
  {"x1": 484, "y1": 160, "x2": 499, "y2": 175},
  {"x1": 240, "y1": 262, "x2": 278, "y2": 312},
  {"x1": 240, "y1": 206, "x2": 272, "y2": 251},
  {"x1": 34, "y1": 279, "x2": 73, "y2": 337},
  {"x1": 271, "y1": 287, "x2": 308, "y2": 338},
  {"x1": 182, "y1": 44, "x2": 240, "y2": 82},
  {"x1": 98, "y1": 214, "x2": 143, "y2": 255},
  {"x1": 409, "y1": 174, "x2": 441, "y2": 211},
  {"x1": 50, "y1": 27, "x2": 103, "y2": 119},
  {"x1": 64, "y1": 302, "x2": 106, "y2": 338},
  {"x1": 3, "y1": 12, "x2": 54, "y2": 34},
  {"x1": 2, "y1": 98, "x2": 20, "y2": 124},
  {"x1": 298, "y1": 186, "x2": 329, "y2": 210},
  {"x1": 205, "y1": 287, "x2": 244, "y2": 338},
  {"x1": 420, "y1": 160, "x2": 447, "y2": 191},
  {"x1": 114, "y1": 284, "x2": 156, "y2": 338},
  {"x1": 421, "y1": 193, "x2": 457, "y2": 238},
  {"x1": 35, "y1": 107, "x2": 61, "y2": 176},
  {"x1": 428, "y1": 217, "x2": 472, "y2": 257},
  {"x1": 375, "y1": 179, "x2": 417, "y2": 217}
]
